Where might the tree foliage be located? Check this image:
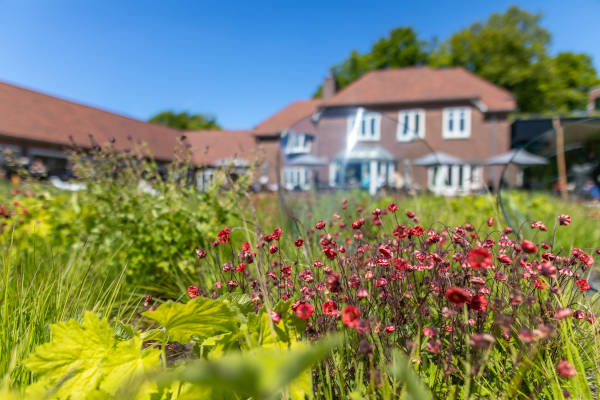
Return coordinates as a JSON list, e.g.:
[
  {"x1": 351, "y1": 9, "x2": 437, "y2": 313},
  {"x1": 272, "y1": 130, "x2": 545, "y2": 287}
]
[
  {"x1": 313, "y1": 27, "x2": 428, "y2": 97},
  {"x1": 316, "y1": 6, "x2": 599, "y2": 113},
  {"x1": 149, "y1": 111, "x2": 221, "y2": 130}
]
